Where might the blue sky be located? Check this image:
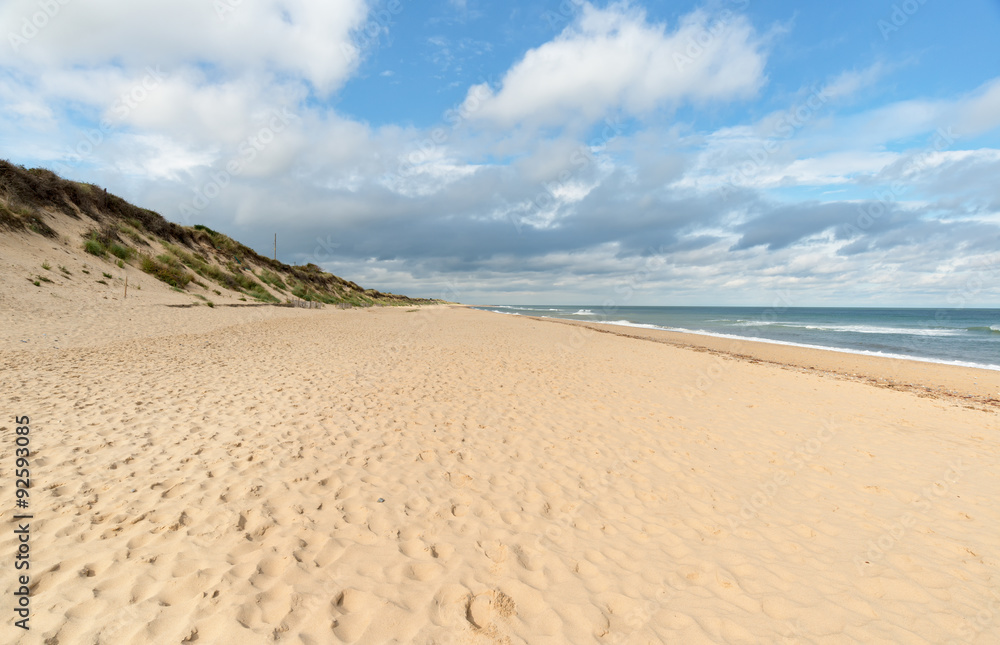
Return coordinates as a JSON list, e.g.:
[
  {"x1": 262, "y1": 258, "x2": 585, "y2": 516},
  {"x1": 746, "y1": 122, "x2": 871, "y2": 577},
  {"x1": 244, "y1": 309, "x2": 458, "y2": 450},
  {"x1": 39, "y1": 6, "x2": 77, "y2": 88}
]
[
  {"x1": 339, "y1": 1, "x2": 998, "y2": 133},
  {"x1": 2, "y1": 0, "x2": 1000, "y2": 306}
]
